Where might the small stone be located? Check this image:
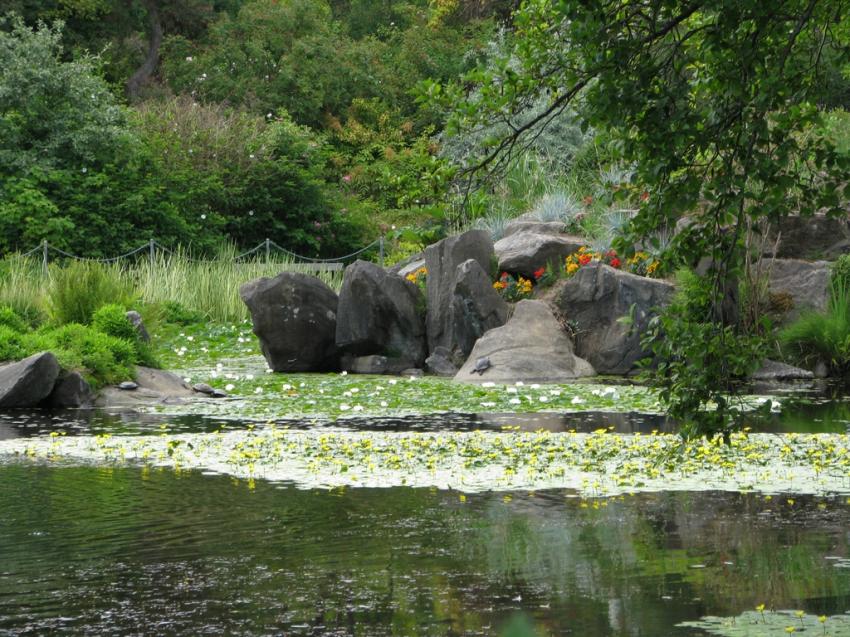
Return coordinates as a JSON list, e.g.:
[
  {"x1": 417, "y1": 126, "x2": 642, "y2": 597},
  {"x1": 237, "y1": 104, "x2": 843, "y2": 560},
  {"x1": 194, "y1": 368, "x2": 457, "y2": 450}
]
[
  {"x1": 211, "y1": 388, "x2": 228, "y2": 398},
  {"x1": 192, "y1": 382, "x2": 215, "y2": 394},
  {"x1": 118, "y1": 381, "x2": 138, "y2": 391}
]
